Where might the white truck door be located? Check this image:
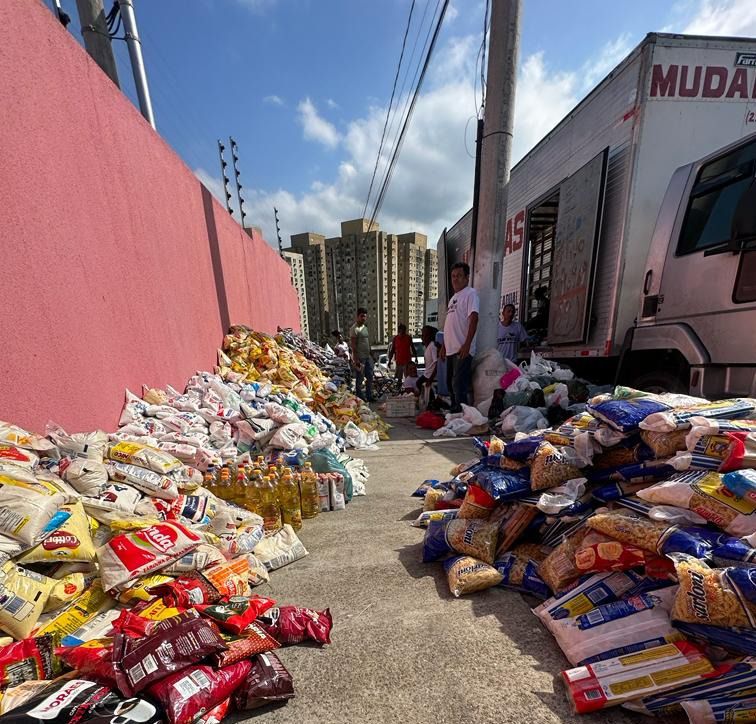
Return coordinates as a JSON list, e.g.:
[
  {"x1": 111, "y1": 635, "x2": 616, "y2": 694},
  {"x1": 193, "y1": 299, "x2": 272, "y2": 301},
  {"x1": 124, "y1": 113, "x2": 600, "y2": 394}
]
[{"x1": 547, "y1": 148, "x2": 609, "y2": 345}]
